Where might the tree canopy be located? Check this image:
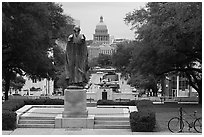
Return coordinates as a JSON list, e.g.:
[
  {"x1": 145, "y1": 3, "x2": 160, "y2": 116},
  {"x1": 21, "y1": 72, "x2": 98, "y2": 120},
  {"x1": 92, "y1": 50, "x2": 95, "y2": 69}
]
[
  {"x1": 2, "y1": 2, "x2": 73, "y2": 100},
  {"x1": 97, "y1": 54, "x2": 112, "y2": 67},
  {"x1": 124, "y1": 2, "x2": 202, "y2": 102}
]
